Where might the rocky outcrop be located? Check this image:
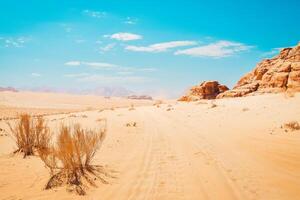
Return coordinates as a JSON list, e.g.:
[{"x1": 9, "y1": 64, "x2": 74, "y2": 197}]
[
  {"x1": 179, "y1": 81, "x2": 229, "y2": 101},
  {"x1": 217, "y1": 42, "x2": 300, "y2": 98}
]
